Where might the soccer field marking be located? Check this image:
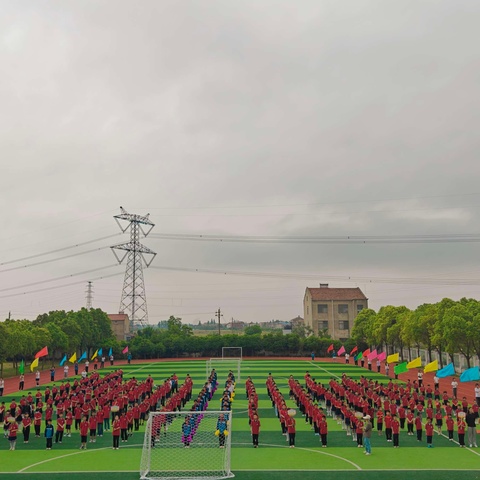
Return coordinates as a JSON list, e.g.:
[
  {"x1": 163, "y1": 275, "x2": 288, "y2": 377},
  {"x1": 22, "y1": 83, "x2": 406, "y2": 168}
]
[
  {"x1": 234, "y1": 442, "x2": 362, "y2": 470},
  {"x1": 16, "y1": 444, "x2": 143, "y2": 473},
  {"x1": 308, "y1": 361, "x2": 341, "y2": 380}
]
